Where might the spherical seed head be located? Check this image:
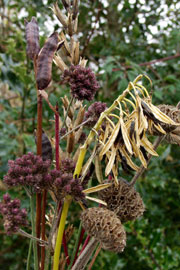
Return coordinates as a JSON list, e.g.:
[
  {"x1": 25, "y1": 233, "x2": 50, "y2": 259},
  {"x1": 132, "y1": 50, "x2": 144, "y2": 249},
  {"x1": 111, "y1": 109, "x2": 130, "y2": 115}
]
[
  {"x1": 62, "y1": 65, "x2": 100, "y2": 101},
  {"x1": 81, "y1": 207, "x2": 126, "y2": 253},
  {"x1": 84, "y1": 102, "x2": 107, "y2": 127},
  {"x1": 60, "y1": 158, "x2": 75, "y2": 173},
  {"x1": 99, "y1": 178, "x2": 145, "y2": 223}
]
